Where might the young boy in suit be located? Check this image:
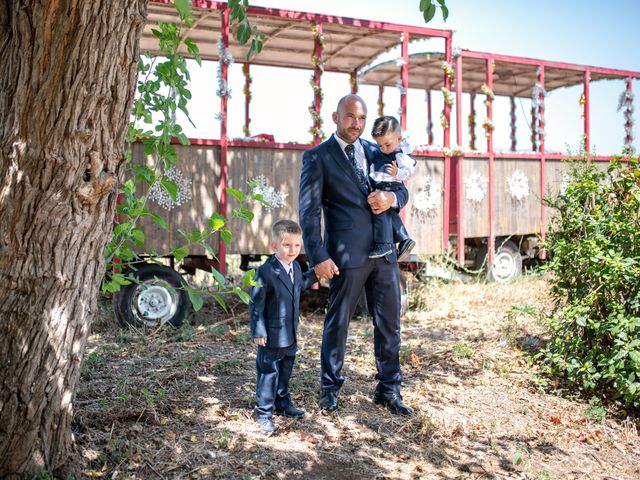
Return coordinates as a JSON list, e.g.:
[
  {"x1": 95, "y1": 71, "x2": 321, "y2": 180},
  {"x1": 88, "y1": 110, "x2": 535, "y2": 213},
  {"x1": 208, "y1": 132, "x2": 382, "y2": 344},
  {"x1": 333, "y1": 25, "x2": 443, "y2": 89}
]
[
  {"x1": 369, "y1": 115, "x2": 416, "y2": 261},
  {"x1": 249, "y1": 219, "x2": 321, "y2": 434}
]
